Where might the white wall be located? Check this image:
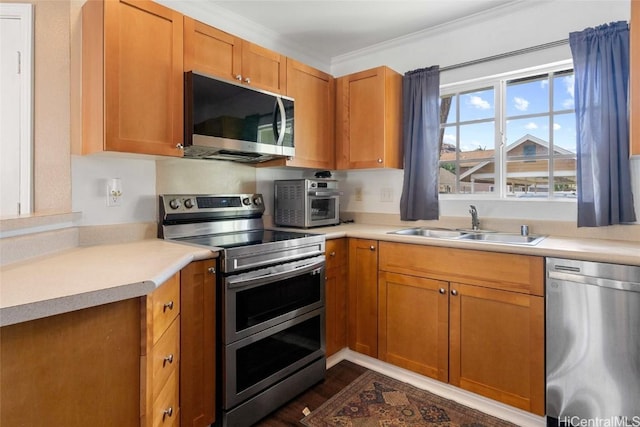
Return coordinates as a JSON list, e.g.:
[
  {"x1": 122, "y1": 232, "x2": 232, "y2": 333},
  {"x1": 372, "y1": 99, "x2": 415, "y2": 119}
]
[{"x1": 327, "y1": 0, "x2": 639, "y2": 223}]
